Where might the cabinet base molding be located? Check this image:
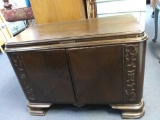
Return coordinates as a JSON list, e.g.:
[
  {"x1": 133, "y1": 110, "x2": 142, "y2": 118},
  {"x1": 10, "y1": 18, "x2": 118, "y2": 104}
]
[
  {"x1": 28, "y1": 103, "x2": 52, "y2": 116},
  {"x1": 110, "y1": 99, "x2": 145, "y2": 119},
  {"x1": 27, "y1": 100, "x2": 145, "y2": 118}
]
